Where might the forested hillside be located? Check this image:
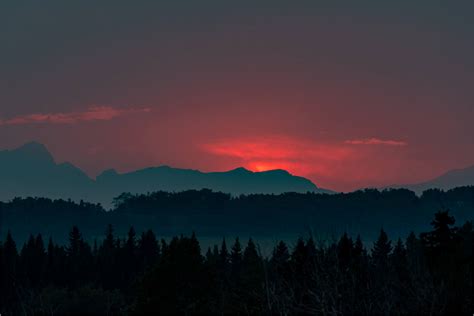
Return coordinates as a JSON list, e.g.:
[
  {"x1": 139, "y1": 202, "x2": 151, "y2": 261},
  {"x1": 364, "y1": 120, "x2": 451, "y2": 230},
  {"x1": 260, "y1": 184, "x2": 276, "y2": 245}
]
[
  {"x1": 0, "y1": 211, "x2": 471, "y2": 315},
  {"x1": 1, "y1": 187, "x2": 473, "y2": 244}
]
